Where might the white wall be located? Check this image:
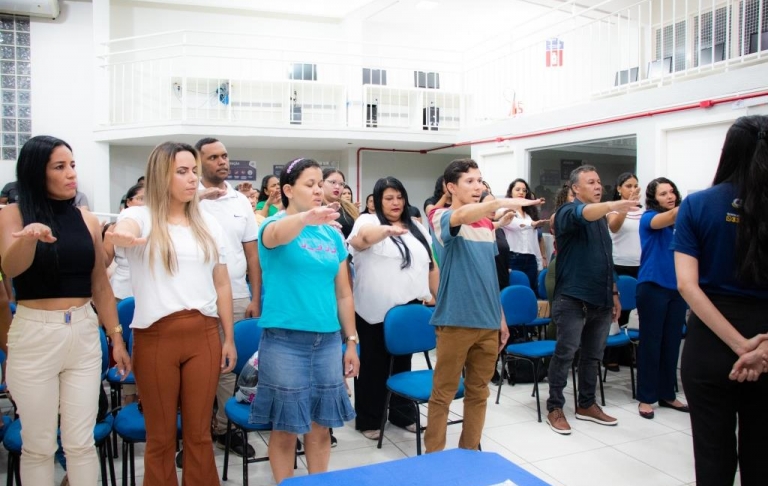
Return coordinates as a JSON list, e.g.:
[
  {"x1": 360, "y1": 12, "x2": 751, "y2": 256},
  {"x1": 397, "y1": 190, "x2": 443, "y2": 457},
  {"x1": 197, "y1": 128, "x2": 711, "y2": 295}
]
[
  {"x1": 358, "y1": 151, "x2": 458, "y2": 212},
  {"x1": 26, "y1": 0, "x2": 111, "y2": 212},
  {"x1": 470, "y1": 62, "x2": 768, "y2": 199}
]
